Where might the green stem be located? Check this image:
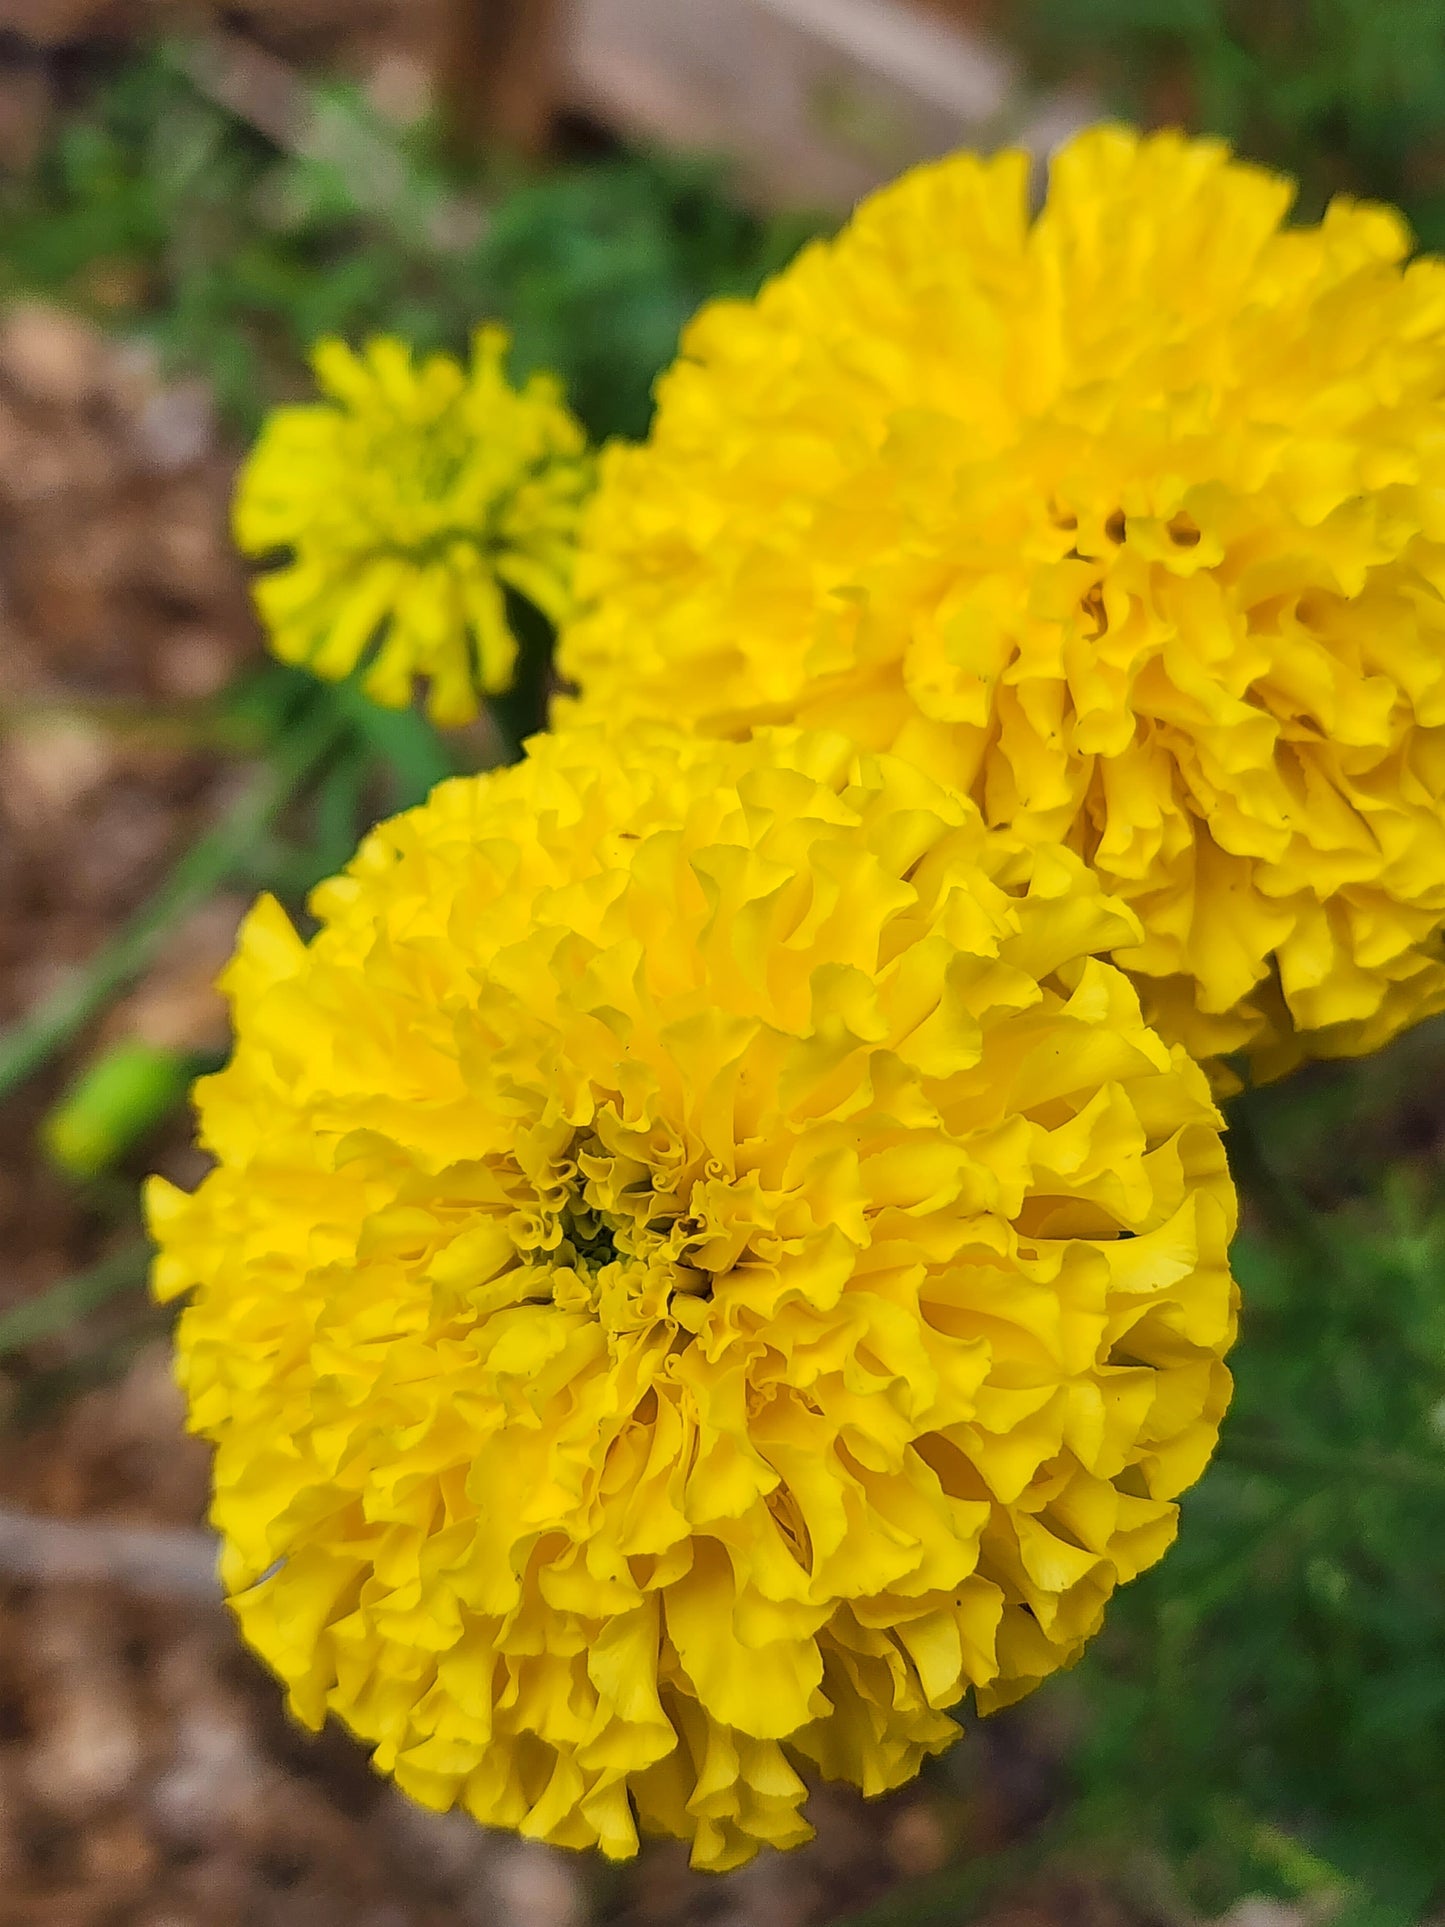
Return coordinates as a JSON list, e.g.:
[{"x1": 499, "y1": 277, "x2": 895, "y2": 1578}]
[
  {"x1": 1218, "y1": 1427, "x2": 1445, "y2": 1497},
  {"x1": 332, "y1": 679, "x2": 454, "y2": 807},
  {"x1": 0, "y1": 695, "x2": 348, "y2": 1102},
  {"x1": 0, "y1": 693, "x2": 266, "y2": 754},
  {"x1": 0, "y1": 1242, "x2": 152, "y2": 1358}
]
